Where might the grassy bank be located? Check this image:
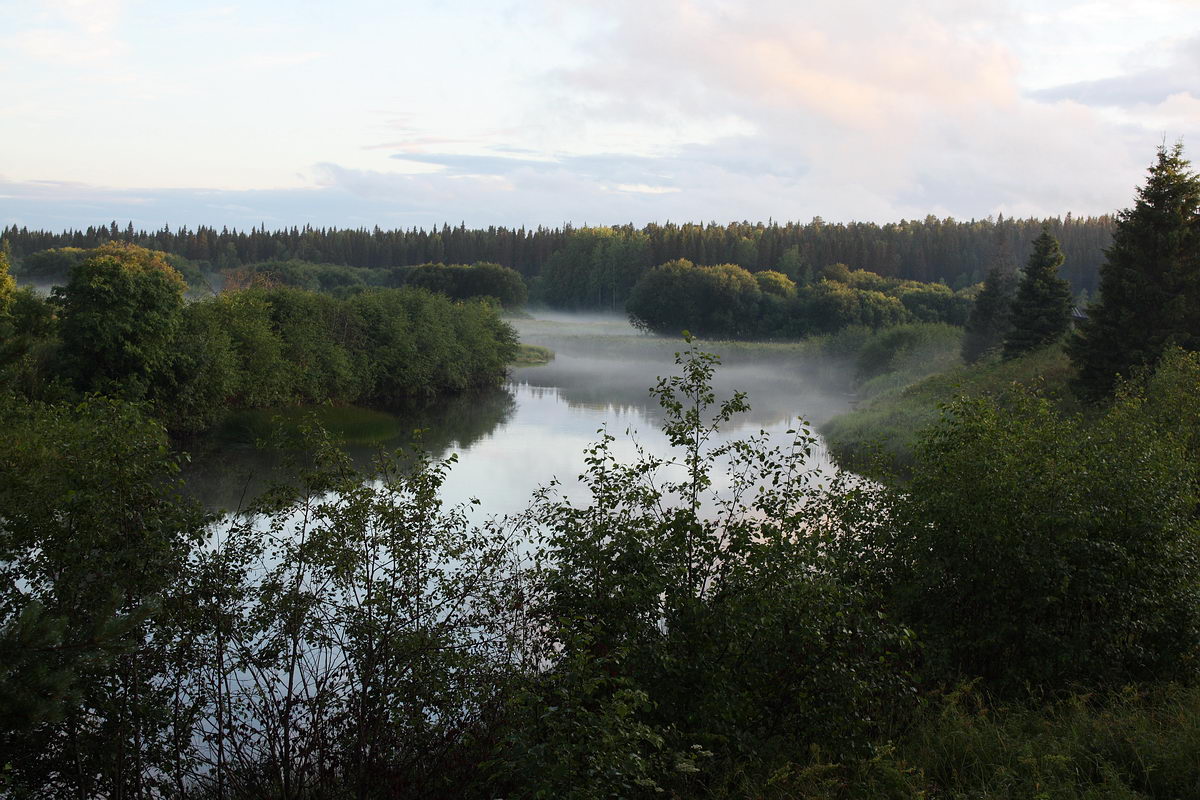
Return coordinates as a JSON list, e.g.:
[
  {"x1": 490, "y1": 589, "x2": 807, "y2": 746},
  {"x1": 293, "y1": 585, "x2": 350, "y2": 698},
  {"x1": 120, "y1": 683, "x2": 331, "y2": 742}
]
[
  {"x1": 822, "y1": 344, "x2": 1077, "y2": 476},
  {"x1": 512, "y1": 342, "x2": 555, "y2": 365},
  {"x1": 777, "y1": 682, "x2": 1200, "y2": 799}
]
